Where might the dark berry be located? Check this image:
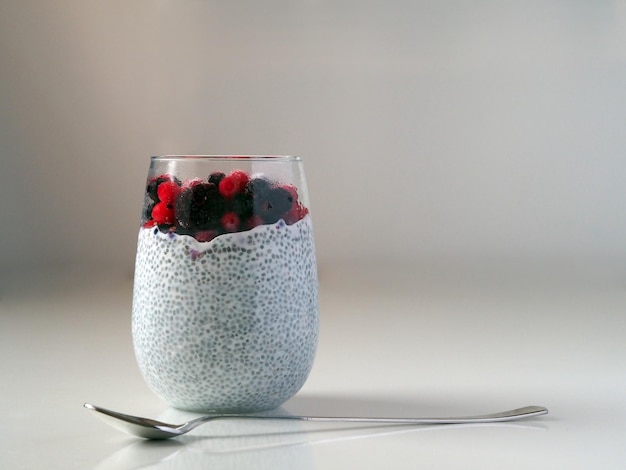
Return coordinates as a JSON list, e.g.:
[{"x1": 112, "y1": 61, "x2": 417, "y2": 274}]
[
  {"x1": 246, "y1": 177, "x2": 271, "y2": 198},
  {"x1": 231, "y1": 192, "x2": 254, "y2": 219},
  {"x1": 220, "y1": 212, "x2": 241, "y2": 232},
  {"x1": 208, "y1": 172, "x2": 226, "y2": 186},
  {"x1": 151, "y1": 202, "x2": 175, "y2": 225},
  {"x1": 279, "y1": 184, "x2": 299, "y2": 202},
  {"x1": 175, "y1": 183, "x2": 225, "y2": 230},
  {"x1": 182, "y1": 178, "x2": 204, "y2": 189},
  {"x1": 256, "y1": 187, "x2": 294, "y2": 223},
  {"x1": 142, "y1": 194, "x2": 156, "y2": 221}
]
